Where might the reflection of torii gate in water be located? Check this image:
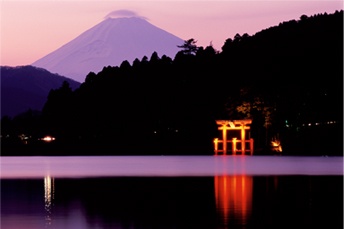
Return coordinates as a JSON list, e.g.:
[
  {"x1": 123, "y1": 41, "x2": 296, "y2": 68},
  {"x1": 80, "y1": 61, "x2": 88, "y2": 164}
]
[{"x1": 214, "y1": 120, "x2": 254, "y2": 155}]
